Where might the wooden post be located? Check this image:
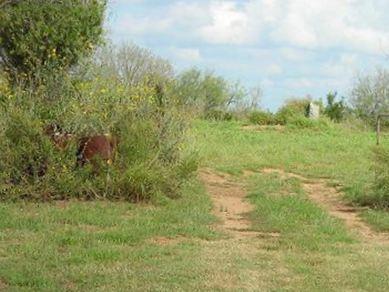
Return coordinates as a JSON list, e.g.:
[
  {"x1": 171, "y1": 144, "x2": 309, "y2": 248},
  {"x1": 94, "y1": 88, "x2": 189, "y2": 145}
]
[
  {"x1": 377, "y1": 114, "x2": 389, "y2": 146},
  {"x1": 377, "y1": 115, "x2": 381, "y2": 146}
]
